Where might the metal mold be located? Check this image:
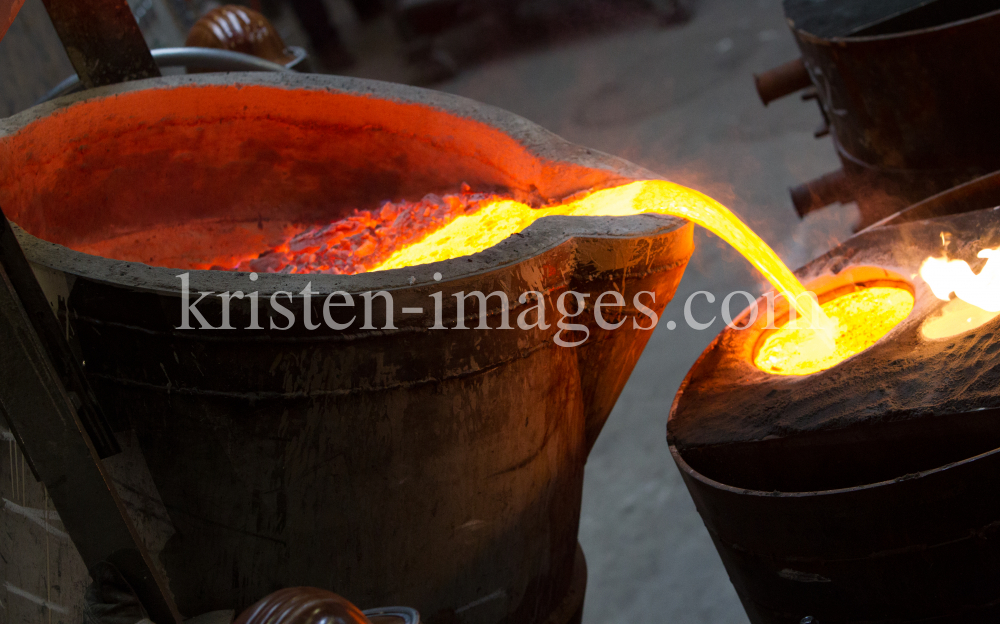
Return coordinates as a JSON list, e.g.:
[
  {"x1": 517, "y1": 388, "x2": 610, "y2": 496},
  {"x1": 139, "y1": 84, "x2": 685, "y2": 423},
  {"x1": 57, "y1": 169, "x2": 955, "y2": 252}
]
[{"x1": 669, "y1": 205, "x2": 1000, "y2": 623}]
